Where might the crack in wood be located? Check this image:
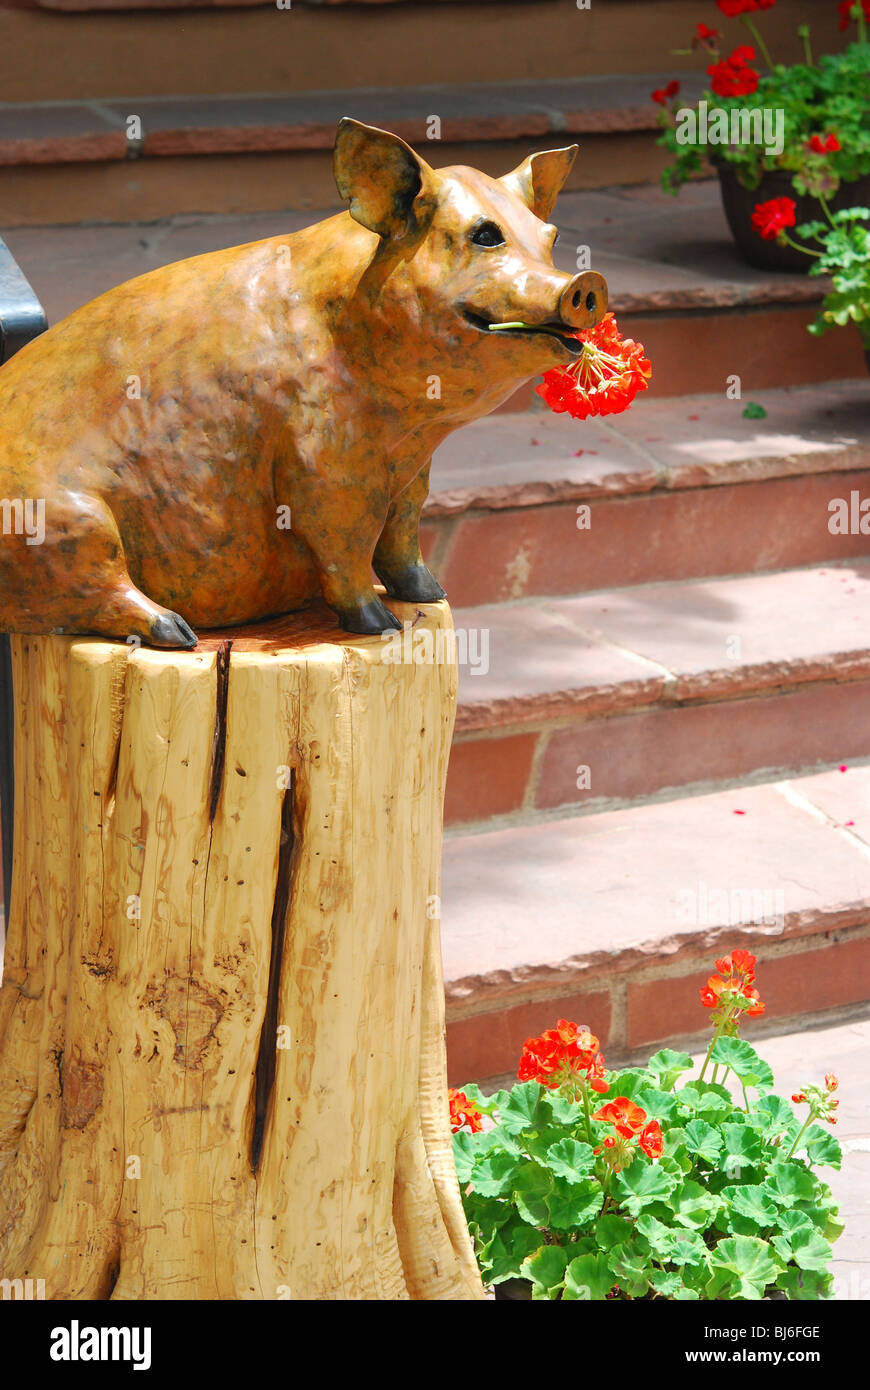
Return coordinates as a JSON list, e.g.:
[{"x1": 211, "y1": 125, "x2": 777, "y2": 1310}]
[
  {"x1": 251, "y1": 772, "x2": 295, "y2": 1174},
  {"x1": 208, "y1": 639, "x2": 232, "y2": 823}
]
